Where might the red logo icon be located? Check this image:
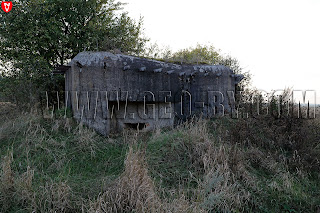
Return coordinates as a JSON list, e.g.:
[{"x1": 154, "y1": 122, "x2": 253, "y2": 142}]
[{"x1": 1, "y1": 1, "x2": 12, "y2": 13}]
